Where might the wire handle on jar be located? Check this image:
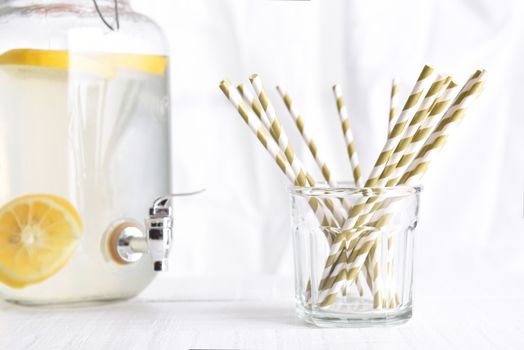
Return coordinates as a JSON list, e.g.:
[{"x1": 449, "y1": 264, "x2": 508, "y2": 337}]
[{"x1": 92, "y1": 0, "x2": 120, "y2": 31}]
